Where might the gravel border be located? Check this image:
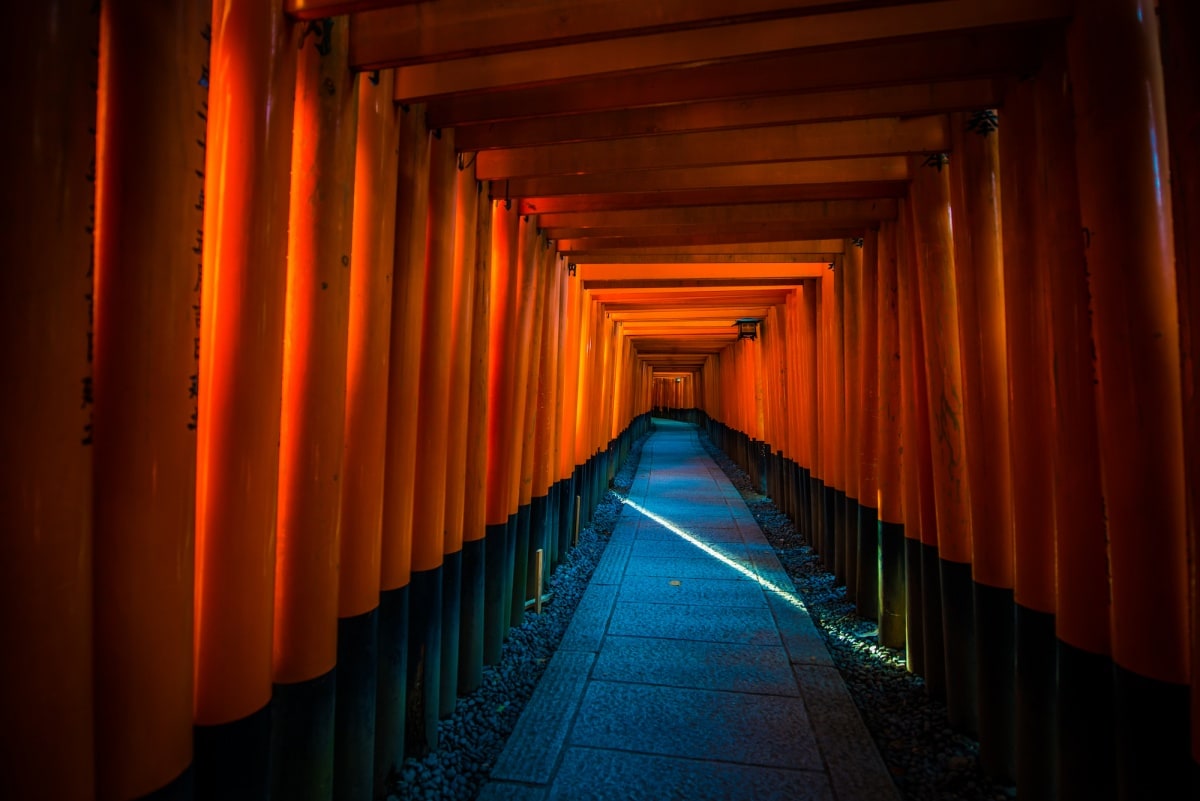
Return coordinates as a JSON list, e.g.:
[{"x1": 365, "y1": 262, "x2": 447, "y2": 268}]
[
  {"x1": 388, "y1": 430, "x2": 648, "y2": 801},
  {"x1": 696, "y1": 428, "x2": 1018, "y2": 801}
]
